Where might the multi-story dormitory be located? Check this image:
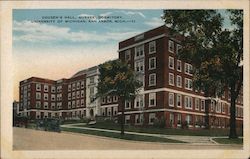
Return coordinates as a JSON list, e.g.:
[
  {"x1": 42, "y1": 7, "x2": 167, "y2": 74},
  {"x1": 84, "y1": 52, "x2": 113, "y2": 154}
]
[
  {"x1": 117, "y1": 25, "x2": 243, "y2": 129},
  {"x1": 18, "y1": 25, "x2": 243, "y2": 129}
]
